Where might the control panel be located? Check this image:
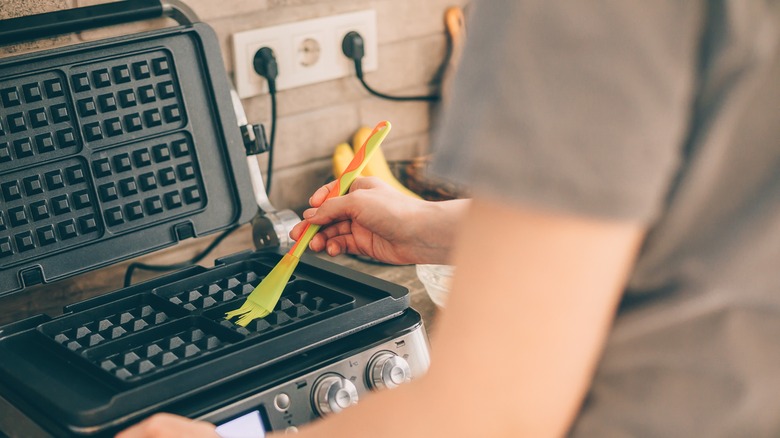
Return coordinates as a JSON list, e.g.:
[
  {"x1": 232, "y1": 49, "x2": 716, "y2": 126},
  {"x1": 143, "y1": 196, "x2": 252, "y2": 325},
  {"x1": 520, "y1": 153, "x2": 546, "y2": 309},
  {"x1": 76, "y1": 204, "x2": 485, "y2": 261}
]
[{"x1": 202, "y1": 324, "x2": 430, "y2": 433}]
